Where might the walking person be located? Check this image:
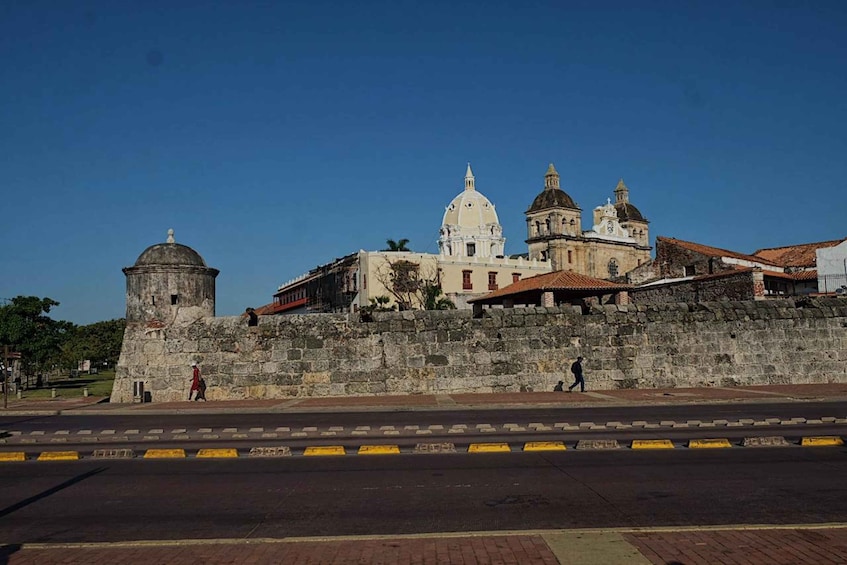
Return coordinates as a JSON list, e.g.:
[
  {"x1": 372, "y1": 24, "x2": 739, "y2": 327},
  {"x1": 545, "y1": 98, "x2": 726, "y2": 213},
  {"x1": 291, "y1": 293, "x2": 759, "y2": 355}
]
[
  {"x1": 189, "y1": 362, "x2": 201, "y2": 400},
  {"x1": 568, "y1": 356, "x2": 585, "y2": 392}
]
